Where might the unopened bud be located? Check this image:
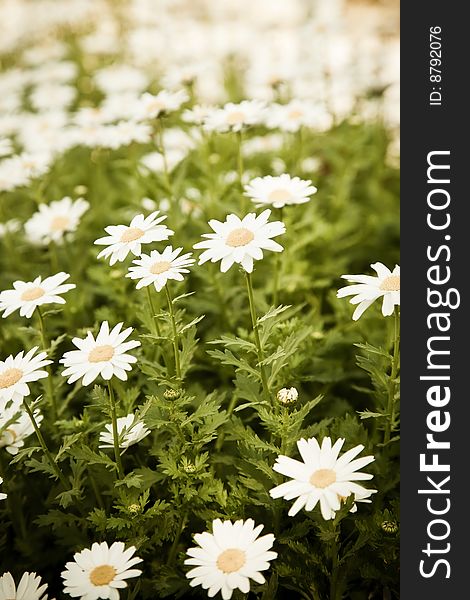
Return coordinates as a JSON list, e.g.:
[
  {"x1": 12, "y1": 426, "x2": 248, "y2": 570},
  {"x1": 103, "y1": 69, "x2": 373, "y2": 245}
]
[{"x1": 276, "y1": 387, "x2": 298, "y2": 405}]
